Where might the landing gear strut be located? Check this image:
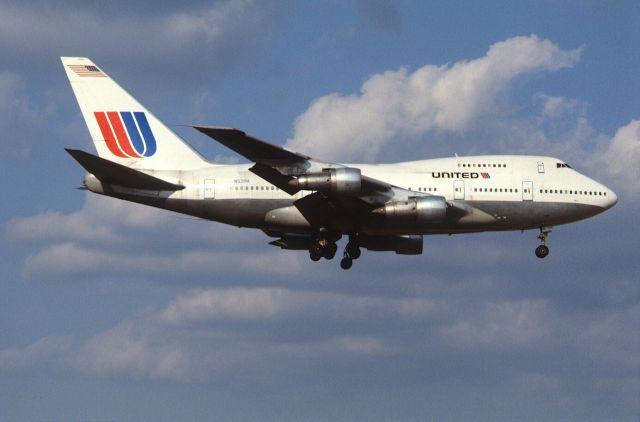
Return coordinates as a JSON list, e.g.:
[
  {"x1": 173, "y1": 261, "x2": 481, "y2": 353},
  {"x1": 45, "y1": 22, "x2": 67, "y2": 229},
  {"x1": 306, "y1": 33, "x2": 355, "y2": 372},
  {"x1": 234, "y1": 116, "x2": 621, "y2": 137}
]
[
  {"x1": 340, "y1": 235, "x2": 362, "y2": 270},
  {"x1": 535, "y1": 227, "x2": 552, "y2": 259}
]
